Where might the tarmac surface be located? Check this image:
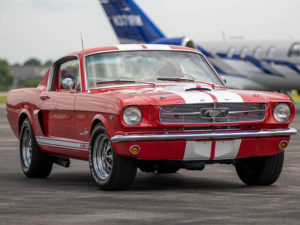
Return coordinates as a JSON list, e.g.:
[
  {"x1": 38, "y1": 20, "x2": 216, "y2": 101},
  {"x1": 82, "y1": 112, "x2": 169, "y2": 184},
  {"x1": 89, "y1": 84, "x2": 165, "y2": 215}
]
[{"x1": 0, "y1": 105, "x2": 299, "y2": 225}]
